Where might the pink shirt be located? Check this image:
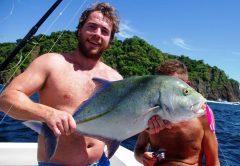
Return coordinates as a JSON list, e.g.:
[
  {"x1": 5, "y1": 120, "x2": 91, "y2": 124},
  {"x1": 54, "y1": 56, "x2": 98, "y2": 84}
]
[{"x1": 206, "y1": 105, "x2": 215, "y2": 133}]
